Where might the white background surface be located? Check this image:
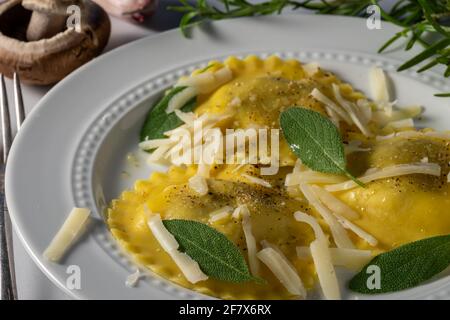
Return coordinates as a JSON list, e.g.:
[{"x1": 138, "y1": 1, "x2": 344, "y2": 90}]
[{"x1": 4, "y1": 0, "x2": 399, "y2": 300}]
